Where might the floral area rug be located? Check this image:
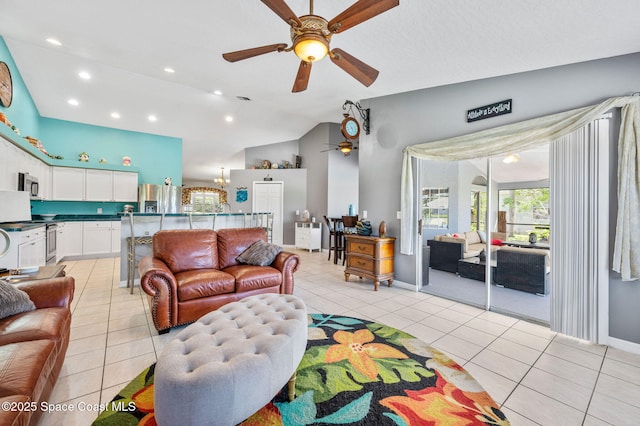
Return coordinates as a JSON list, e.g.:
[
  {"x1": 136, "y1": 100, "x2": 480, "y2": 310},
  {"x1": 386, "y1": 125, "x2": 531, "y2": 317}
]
[{"x1": 92, "y1": 314, "x2": 509, "y2": 425}]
